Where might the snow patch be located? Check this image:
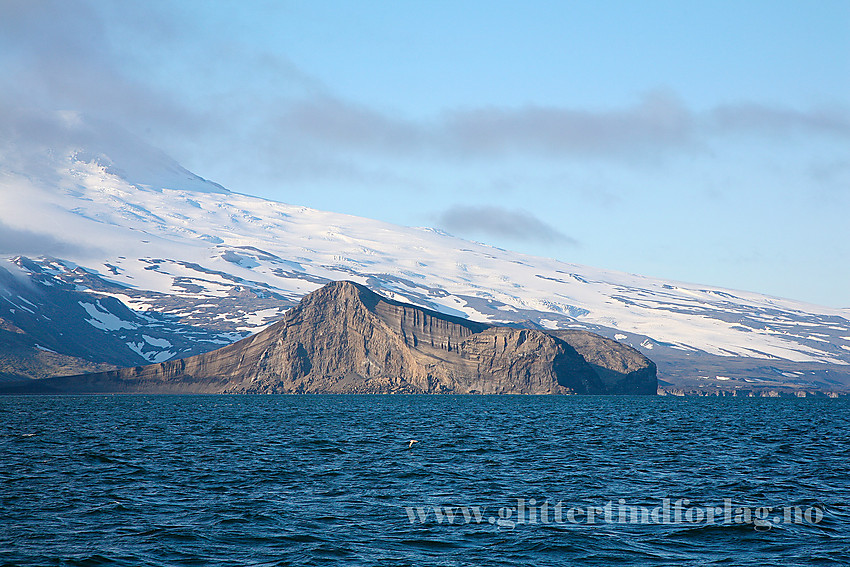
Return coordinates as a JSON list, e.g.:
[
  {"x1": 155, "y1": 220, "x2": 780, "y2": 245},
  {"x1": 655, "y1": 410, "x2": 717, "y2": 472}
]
[
  {"x1": 241, "y1": 308, "x2": 284, "y2": 329},
  {"x1": 79, "y1": 301, "x2": 136, "y2": 331},
  {"x1": 126, "y1": 341, "x2": 174, "y2": 363},
  {"x1": 142, "y1": 335, "x2": 172, "y2": 348}
]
